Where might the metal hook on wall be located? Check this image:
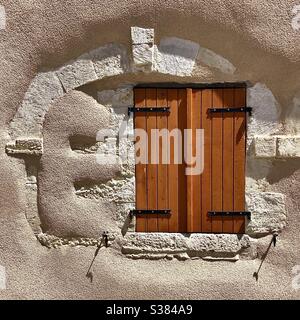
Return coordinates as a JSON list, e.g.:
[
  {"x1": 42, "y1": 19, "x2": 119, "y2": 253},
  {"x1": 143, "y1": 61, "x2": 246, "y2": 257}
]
[
  {"x1": 253, "y1": 232, "x2": 279, "y2": 281},
  {"x1": 86, "y1": 231, "x2": 110, "y2": 282},
  {"x1": 102, "y1": 231, "x2": 109, "y2": 248}
]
